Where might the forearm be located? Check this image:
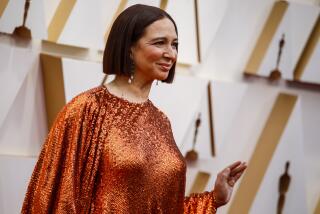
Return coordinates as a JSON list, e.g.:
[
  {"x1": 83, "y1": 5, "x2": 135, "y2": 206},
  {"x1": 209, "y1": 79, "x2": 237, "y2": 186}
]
[{"x1": 183, "y1": 191, "x2": 218, "y2": 214}]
